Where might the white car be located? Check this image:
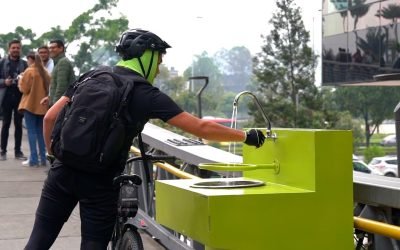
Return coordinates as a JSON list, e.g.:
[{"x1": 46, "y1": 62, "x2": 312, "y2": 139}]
[
  {"x1": 368, "y1": 156, "x2": 398, "y2": 177},
  {"x1": 380, "y1": 134, "x2": 396, "y2": 146}
]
